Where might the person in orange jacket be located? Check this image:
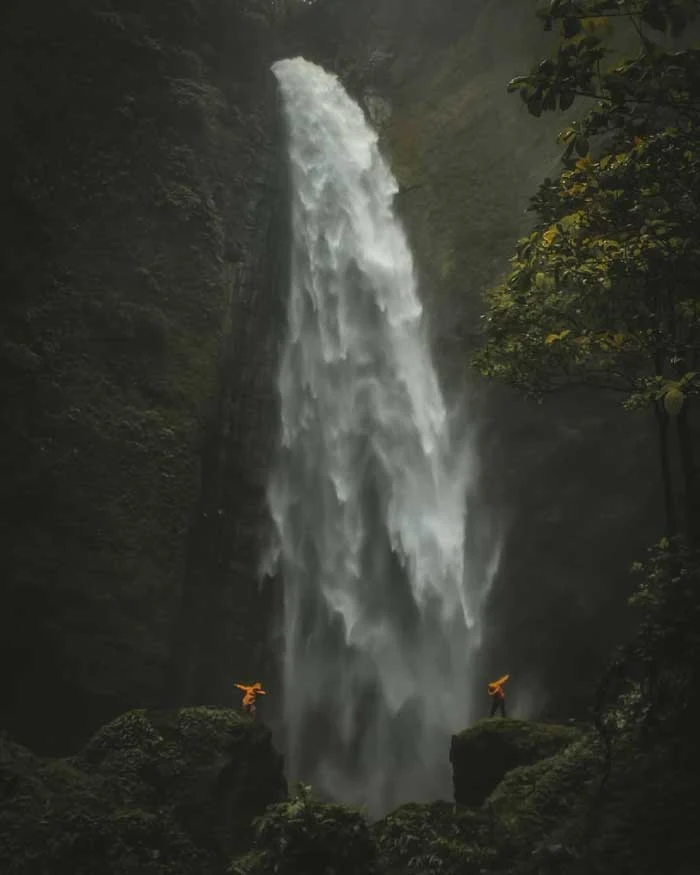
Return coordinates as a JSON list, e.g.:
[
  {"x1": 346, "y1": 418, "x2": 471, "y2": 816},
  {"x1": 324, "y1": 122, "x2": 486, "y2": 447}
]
[
  {"x1": 488, "y1": 674, "x2": 510, "y2": 718},
  {"x1": 235, "y1": 681, "x2": 267, "y2": 718}
]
